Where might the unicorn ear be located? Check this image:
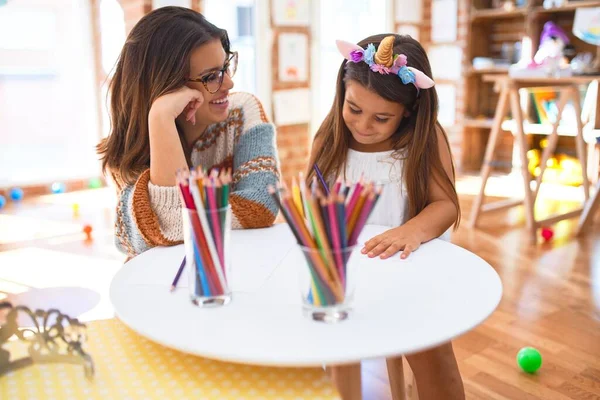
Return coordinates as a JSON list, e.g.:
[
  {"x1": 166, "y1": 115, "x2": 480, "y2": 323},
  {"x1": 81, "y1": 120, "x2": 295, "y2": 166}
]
[
  {"x1": 407, "y1": 67, "x2": 435, "y2": 89},
  {"x1": 336, "y1": 40, "x2": 364, "y2": 61}
]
